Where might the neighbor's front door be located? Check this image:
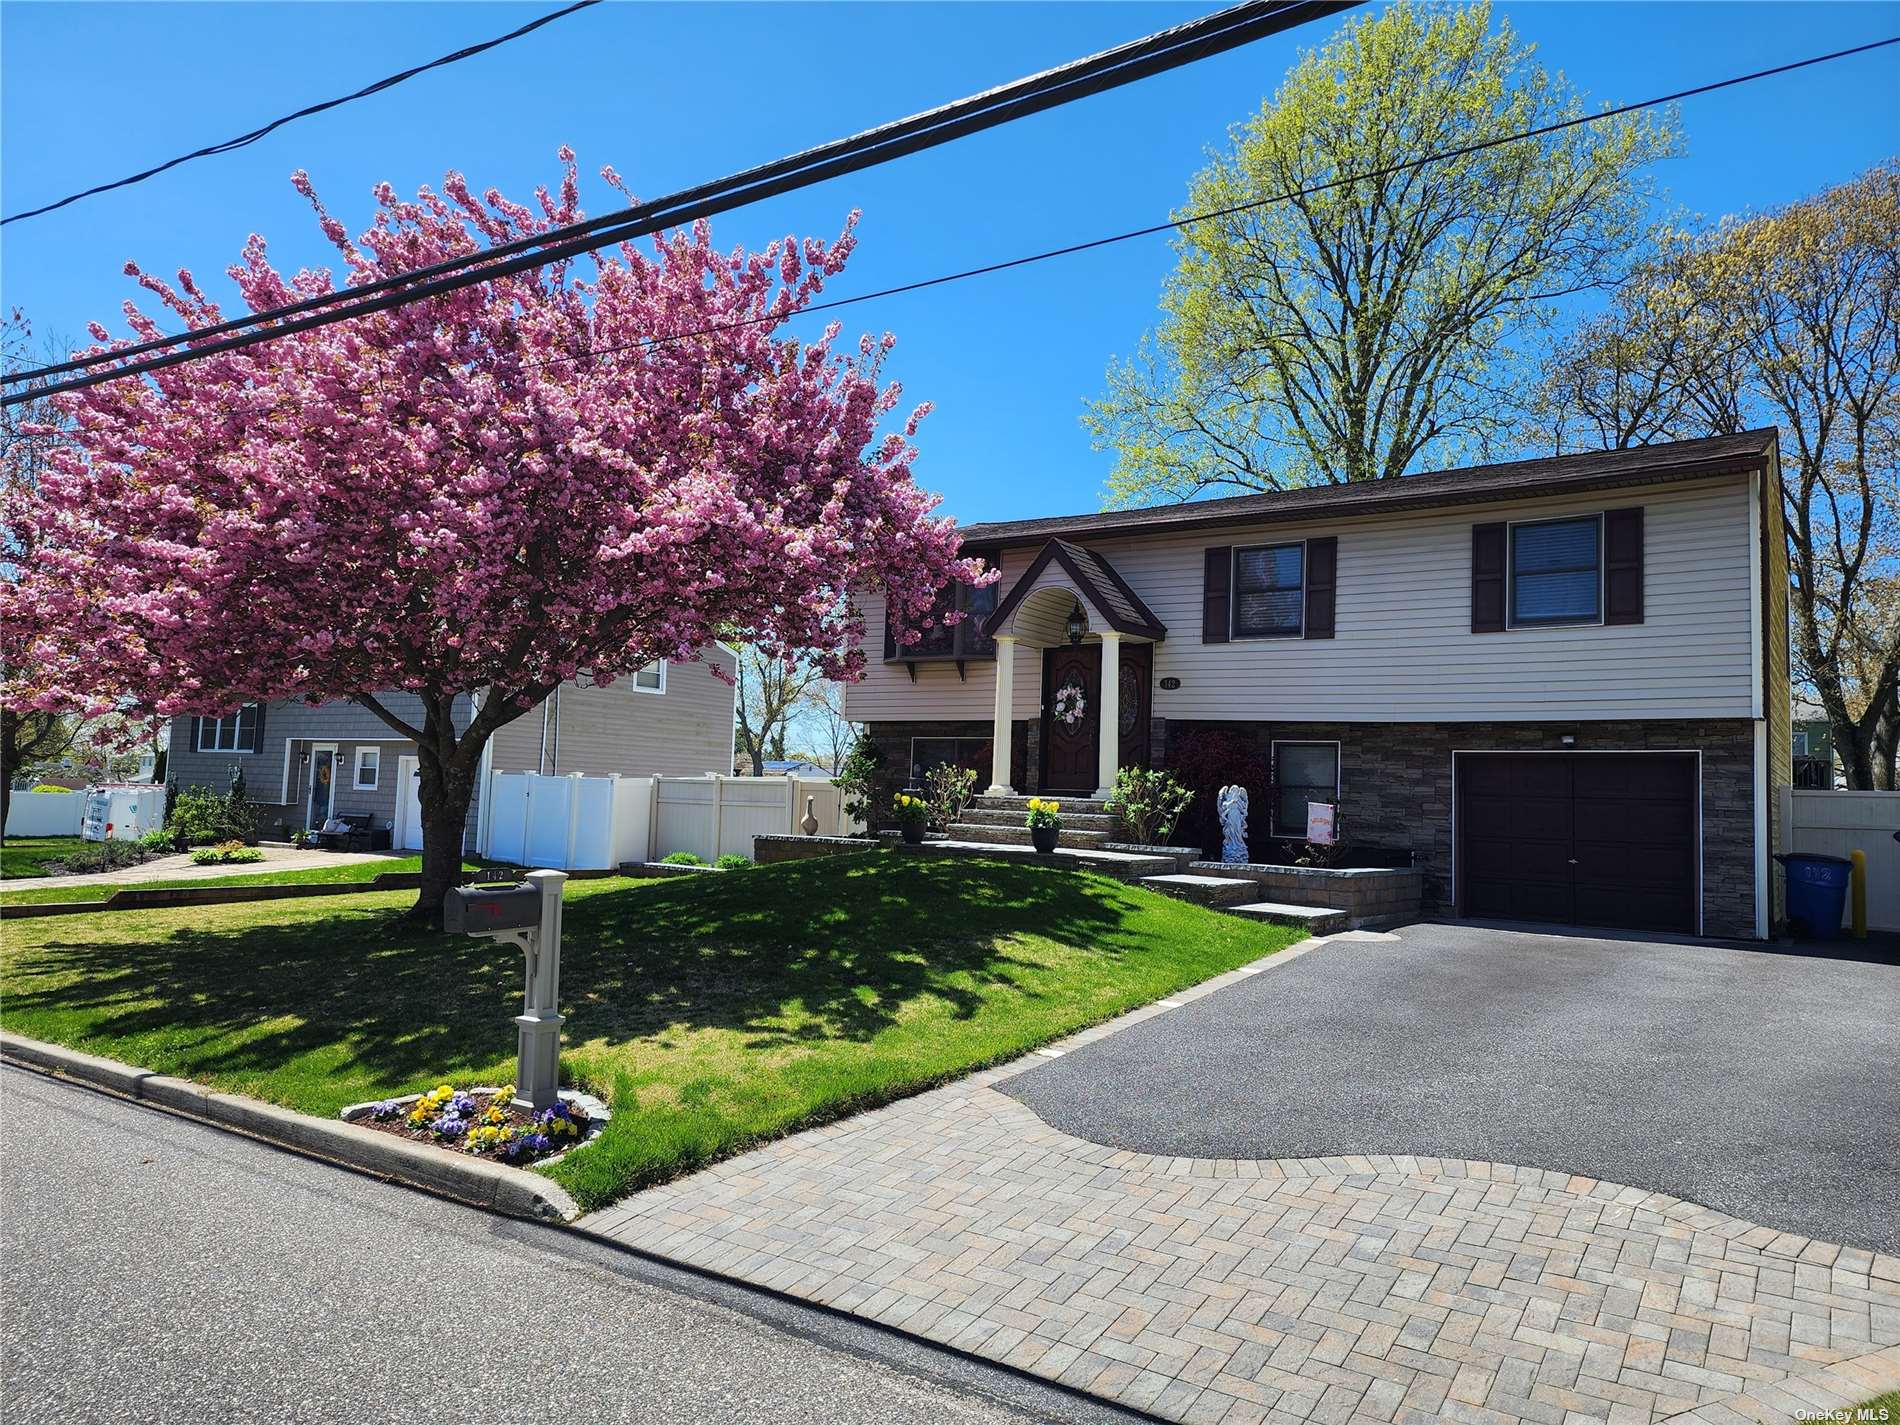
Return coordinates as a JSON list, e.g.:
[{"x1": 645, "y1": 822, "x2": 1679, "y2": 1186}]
[
  {"x1": 307, "y1": 746, "x2": 336, "y2": 827},
  {"x1": 1040, "y1": 644, "x2": 1101, "y2": 792}
]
